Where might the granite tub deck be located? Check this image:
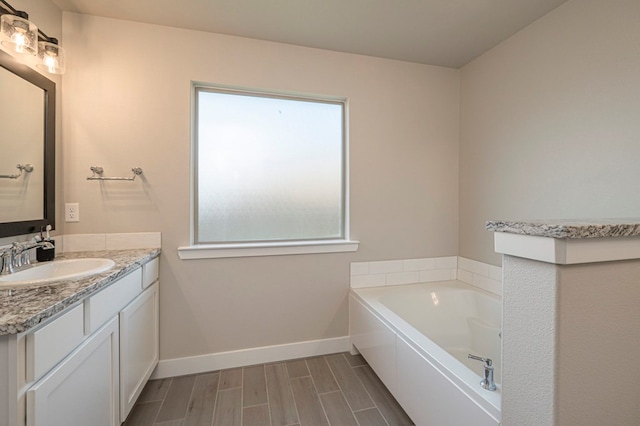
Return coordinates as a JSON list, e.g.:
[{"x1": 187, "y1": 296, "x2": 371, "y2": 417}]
[
  {"x1": 0, "y1": 248, "x2": 160, "y2": 335},
  {"x1": 486, "y1": 218, "x2": 640, "y2": 239}
]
